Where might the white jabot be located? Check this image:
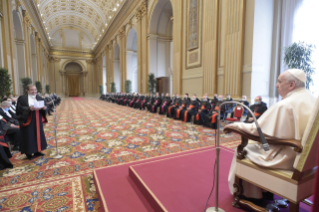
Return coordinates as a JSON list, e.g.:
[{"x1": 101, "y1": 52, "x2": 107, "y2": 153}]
[
  {"x1": 28, "y1": 95, "x2": 37, "y2": 107},
  {"x1": 228, "y1": 87, "x2": 316, "y2": 198},
  {"x1": 0, "y1": 115, "x2": 3, "y2": 119},
  {"x1": 1, "y1": 108, "x2": 12, "y2": 118}
]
